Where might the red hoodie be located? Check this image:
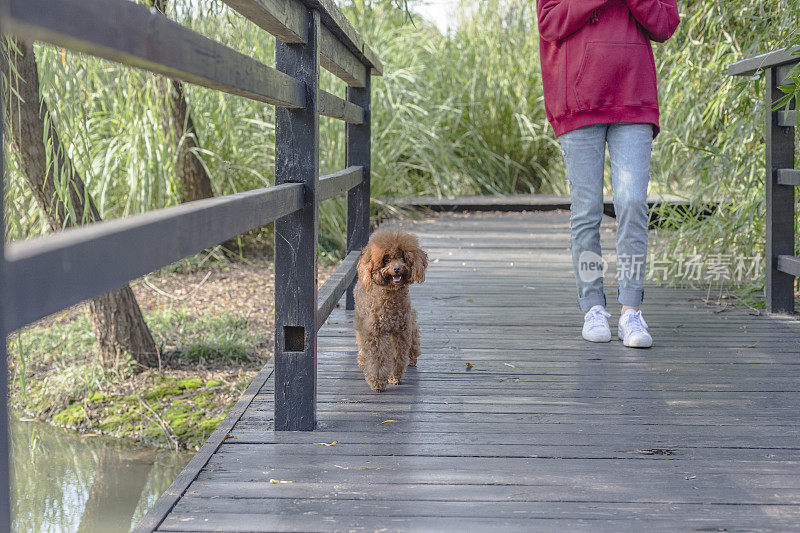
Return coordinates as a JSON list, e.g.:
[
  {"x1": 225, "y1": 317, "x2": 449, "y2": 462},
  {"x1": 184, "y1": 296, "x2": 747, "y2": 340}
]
[{"x1": 536, "y1": 0, "x2": 680, "y2": 138}]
